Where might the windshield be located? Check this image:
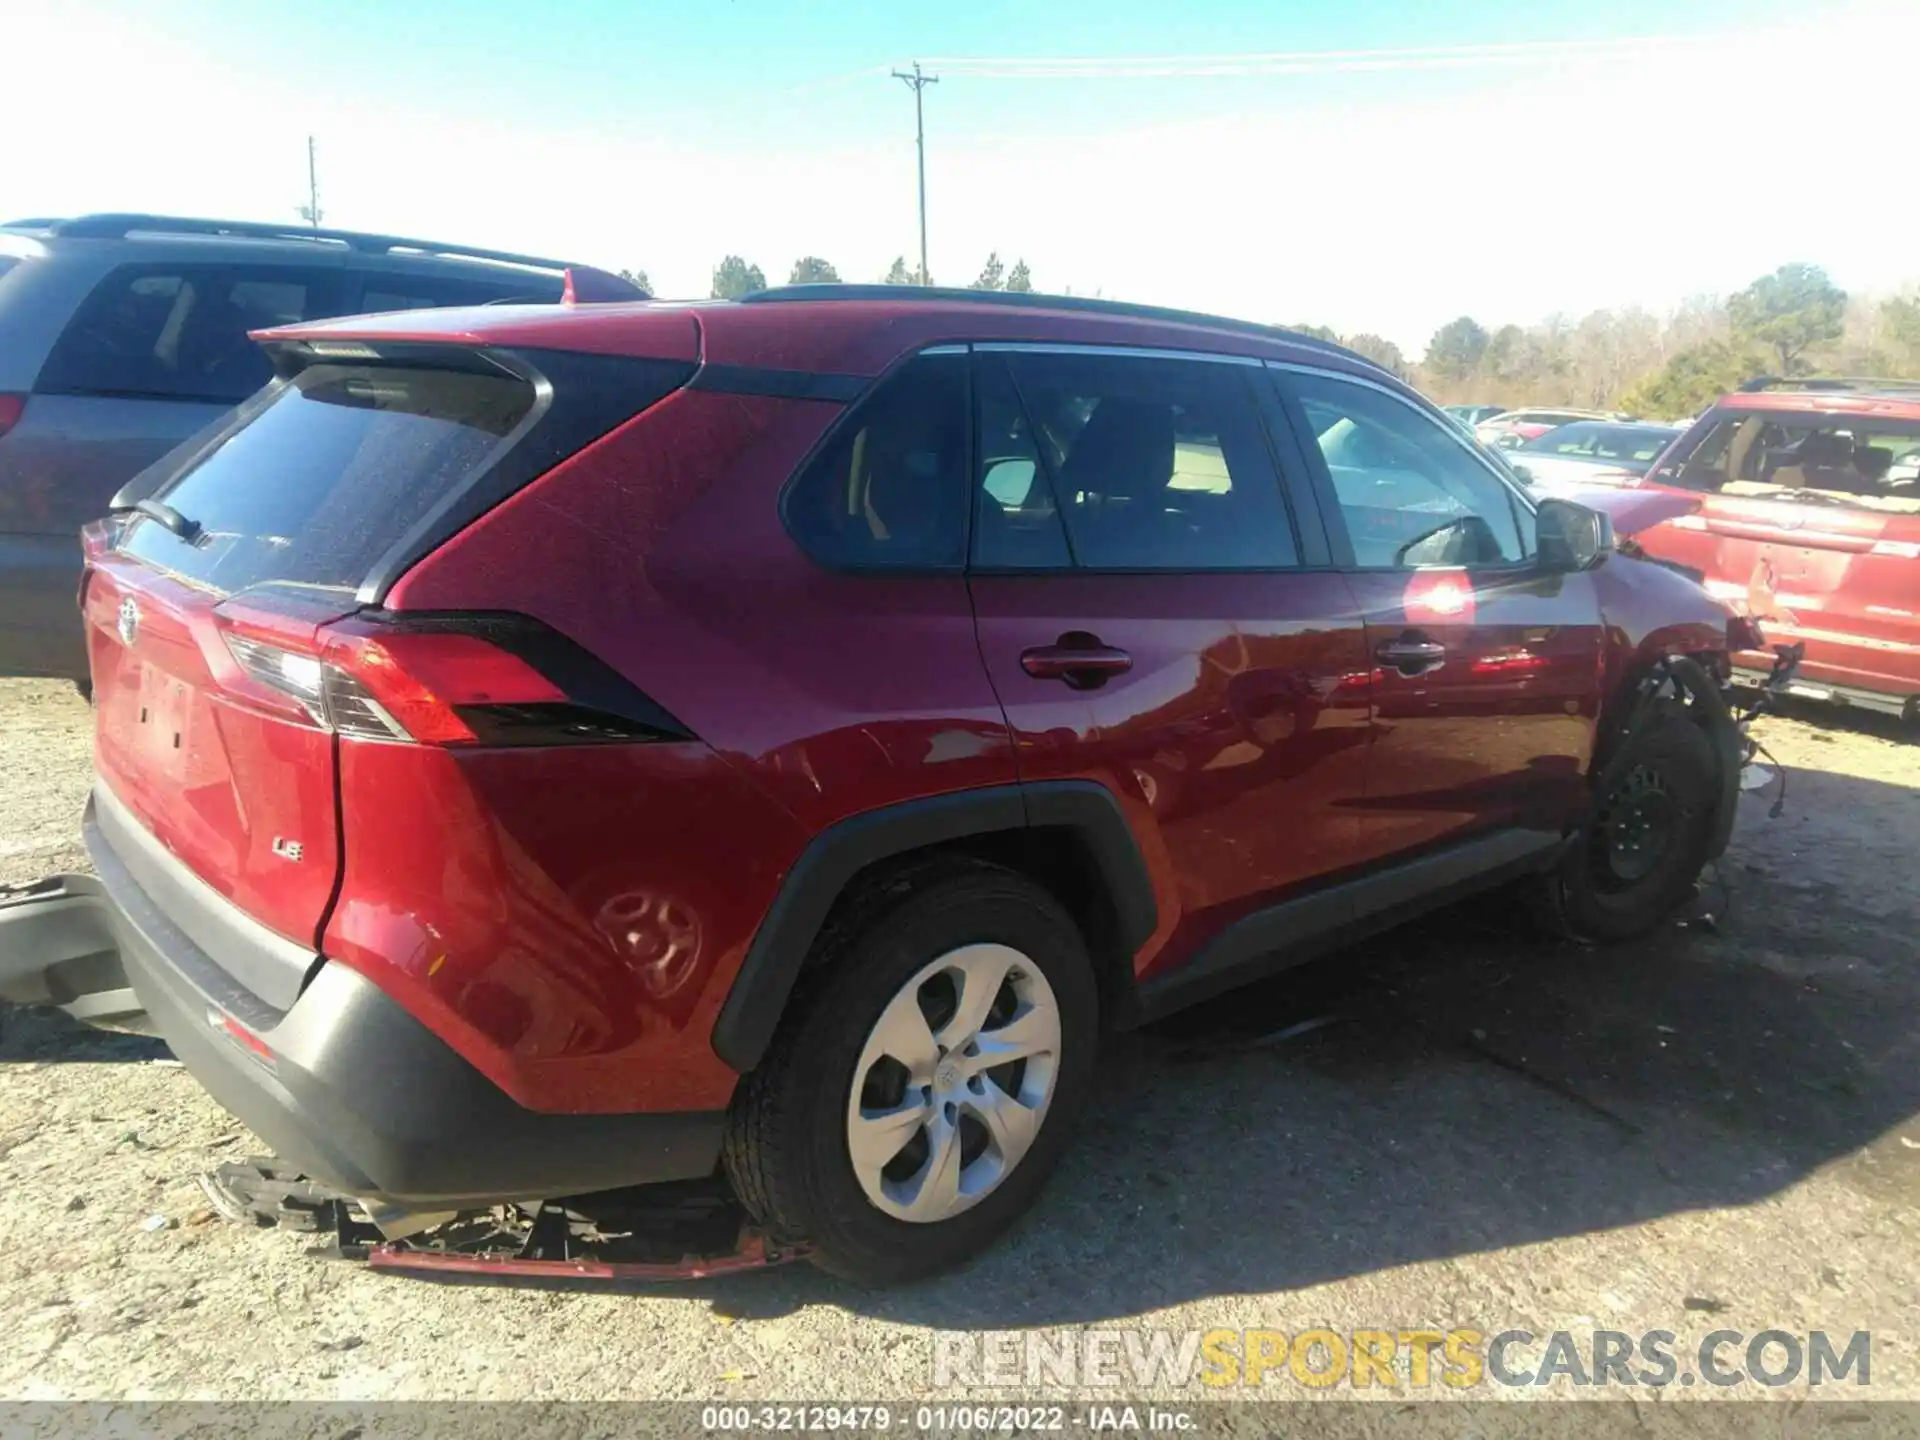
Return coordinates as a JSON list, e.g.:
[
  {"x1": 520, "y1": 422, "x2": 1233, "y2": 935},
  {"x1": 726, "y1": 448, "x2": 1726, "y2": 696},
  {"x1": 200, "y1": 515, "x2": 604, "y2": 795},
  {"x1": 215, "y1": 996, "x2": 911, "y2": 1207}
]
[{"x1": 1651, "y1": 410, "x2": 1920, "y2": 513}]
